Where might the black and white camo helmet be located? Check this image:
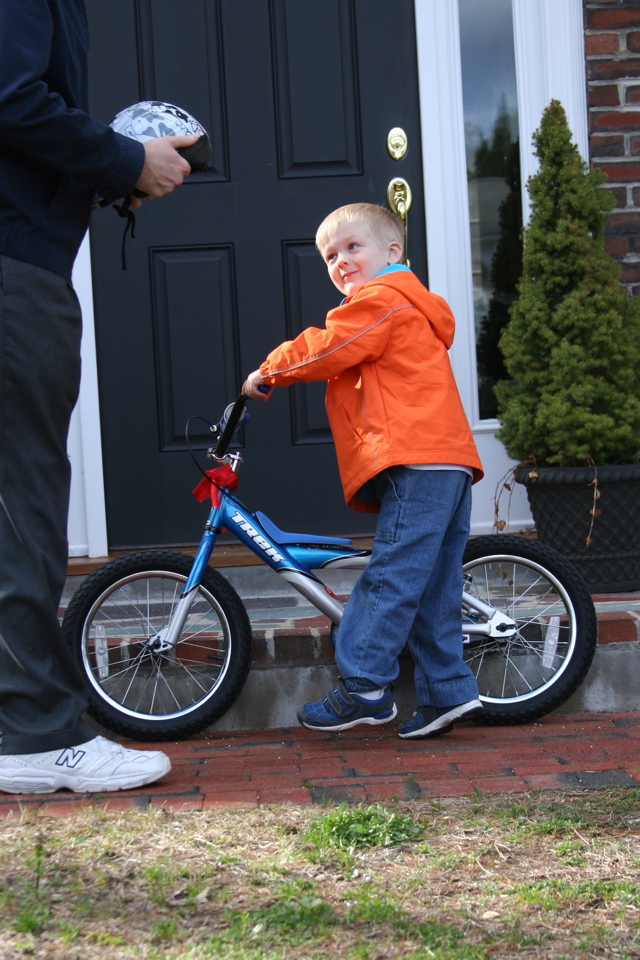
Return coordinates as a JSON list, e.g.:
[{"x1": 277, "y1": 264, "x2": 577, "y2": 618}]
[{"x1": 110, "y1": 100, "x2": 211, "y2": 172}]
